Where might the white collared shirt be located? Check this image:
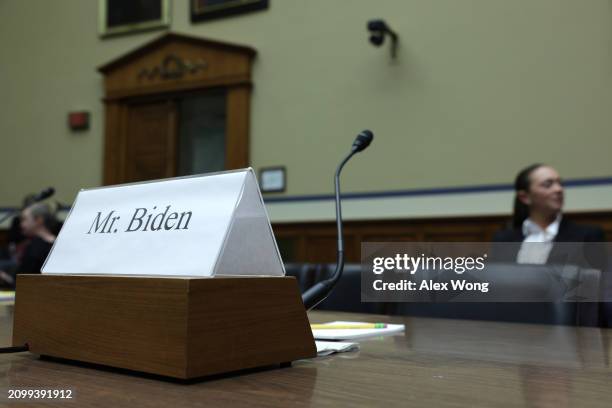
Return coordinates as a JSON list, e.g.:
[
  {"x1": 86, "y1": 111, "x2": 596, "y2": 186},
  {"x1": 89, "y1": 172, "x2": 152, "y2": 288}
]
[{"x1": 516, "y1": 215, "x2": 562, "y2": 264}]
